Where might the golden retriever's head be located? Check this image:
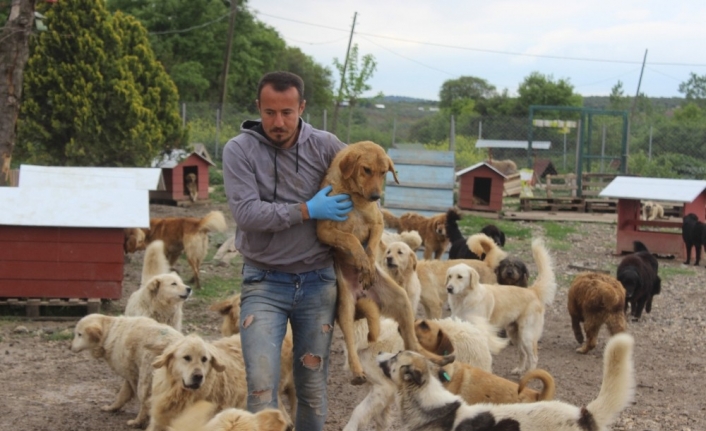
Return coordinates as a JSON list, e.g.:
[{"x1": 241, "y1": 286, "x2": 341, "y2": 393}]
[
  {"x1": 153, "y1": 334, "x2": 226, "y2": 390},
  {"x1": 70, "y1": 314, "x2": 110, "y2": 355},
  {"x1": 144, "y1": 273, "x2": 192, "y2": 306},
  {"x1": 385, "y1": 241, "x2": 417, "y2": 275},
  {"x1": 414, "y1": 319, "x2": 455, "y2": 356},
  {"x1": 446, "y1": 264, "x2": 479, "y2": 296},
  {"x1": 377, "y1": 350, "x2": 454, "y2": 388},
  {"x1": 123, "y1": 228, "x2": 147, "y2": 253},
  {"x1": 430, "y1": 213, "x2": 447, "y2": 237},
  {"x1": 209, "y1": 294, "x2": 241, "y2": 336},
  {"x1": 339, "y1": 141, "x2": 399, "y2": 201}
]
